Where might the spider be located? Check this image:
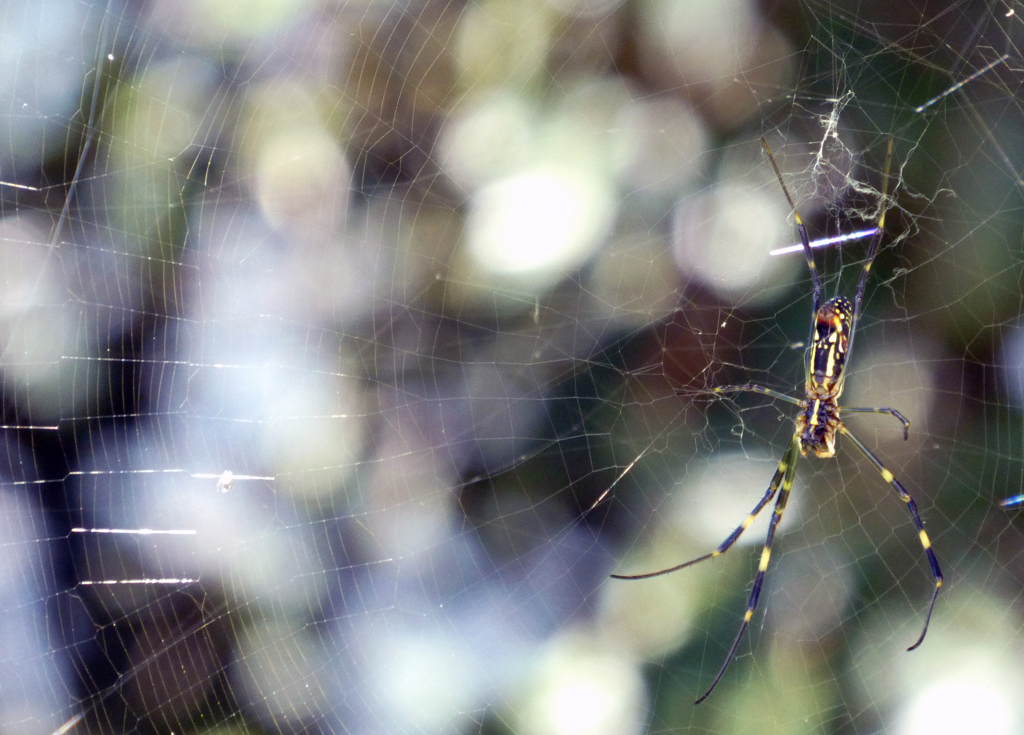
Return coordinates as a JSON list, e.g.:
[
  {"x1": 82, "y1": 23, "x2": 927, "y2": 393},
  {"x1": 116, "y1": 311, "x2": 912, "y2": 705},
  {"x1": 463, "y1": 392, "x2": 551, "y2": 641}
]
[{"x1": 612, "y1": 138, "x2": 943, "y2": 704}]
